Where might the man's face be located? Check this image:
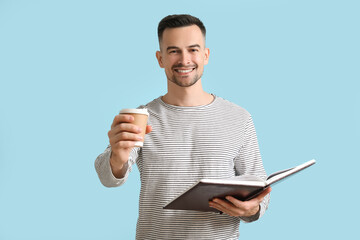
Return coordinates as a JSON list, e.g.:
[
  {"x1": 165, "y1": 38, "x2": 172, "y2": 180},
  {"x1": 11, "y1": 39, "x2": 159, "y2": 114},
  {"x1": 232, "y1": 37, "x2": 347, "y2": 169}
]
[{"x1": 156, "y1": 25, "x2": 209, "y2": 87}]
